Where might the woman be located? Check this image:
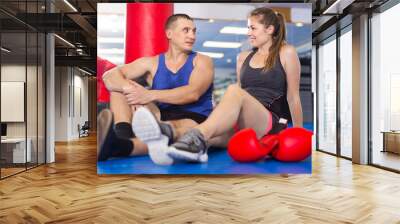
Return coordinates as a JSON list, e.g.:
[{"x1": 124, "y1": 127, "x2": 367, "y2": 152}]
[{"x1": 136, "y1": 7, "x2": 303, "y2": 163}]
